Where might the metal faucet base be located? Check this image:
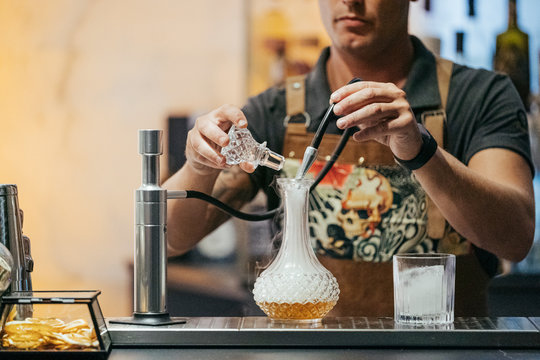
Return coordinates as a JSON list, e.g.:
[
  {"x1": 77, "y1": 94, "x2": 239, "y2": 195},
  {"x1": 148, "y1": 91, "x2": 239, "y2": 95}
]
[{"x1": 109, "y1": 312, "x2": 187, "y2": 326}]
